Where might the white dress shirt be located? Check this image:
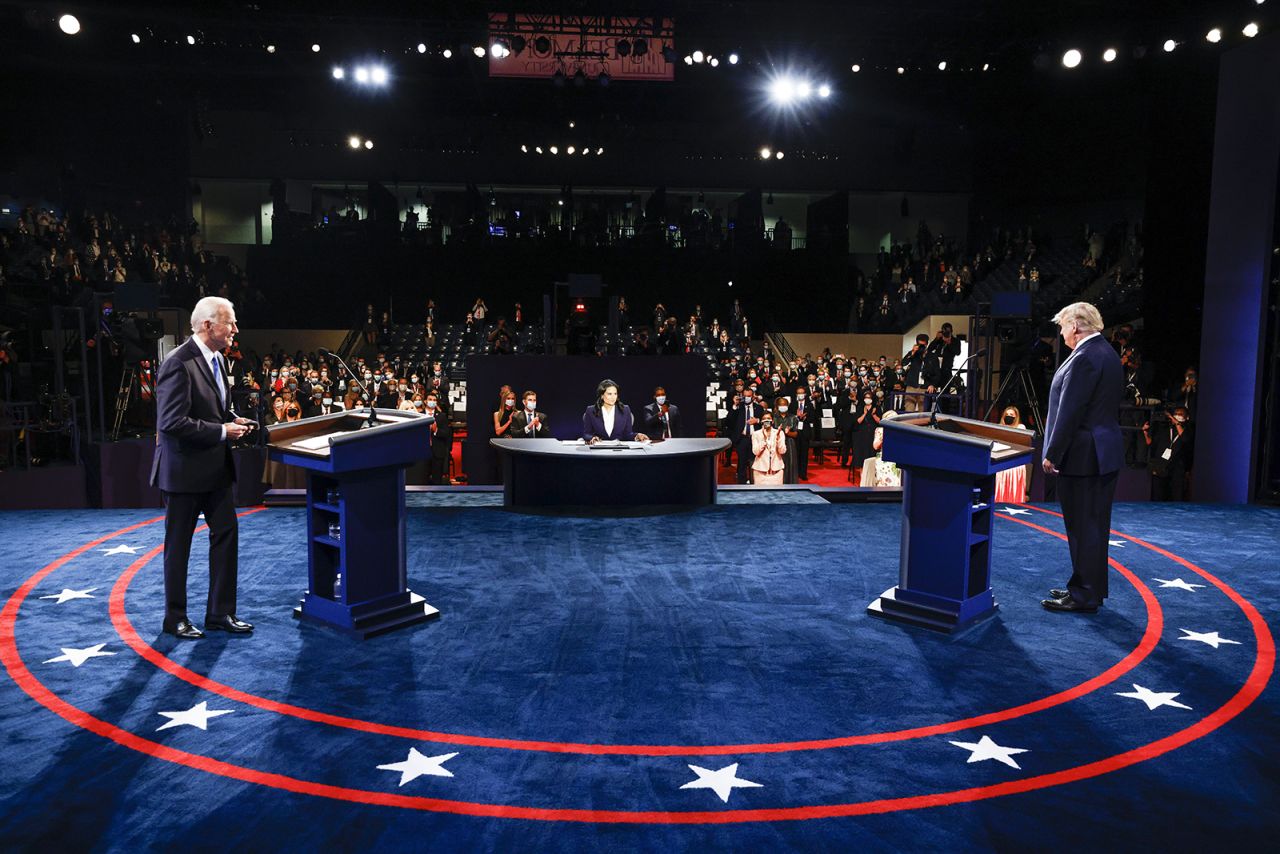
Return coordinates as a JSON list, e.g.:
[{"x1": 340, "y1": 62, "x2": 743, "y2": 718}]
[
  {"x1": 602, "y1": 405, "x2": 616, "y2": 438},
  {"x1": 192, "y1": 335, "x2": 228, "y2": 440}
]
